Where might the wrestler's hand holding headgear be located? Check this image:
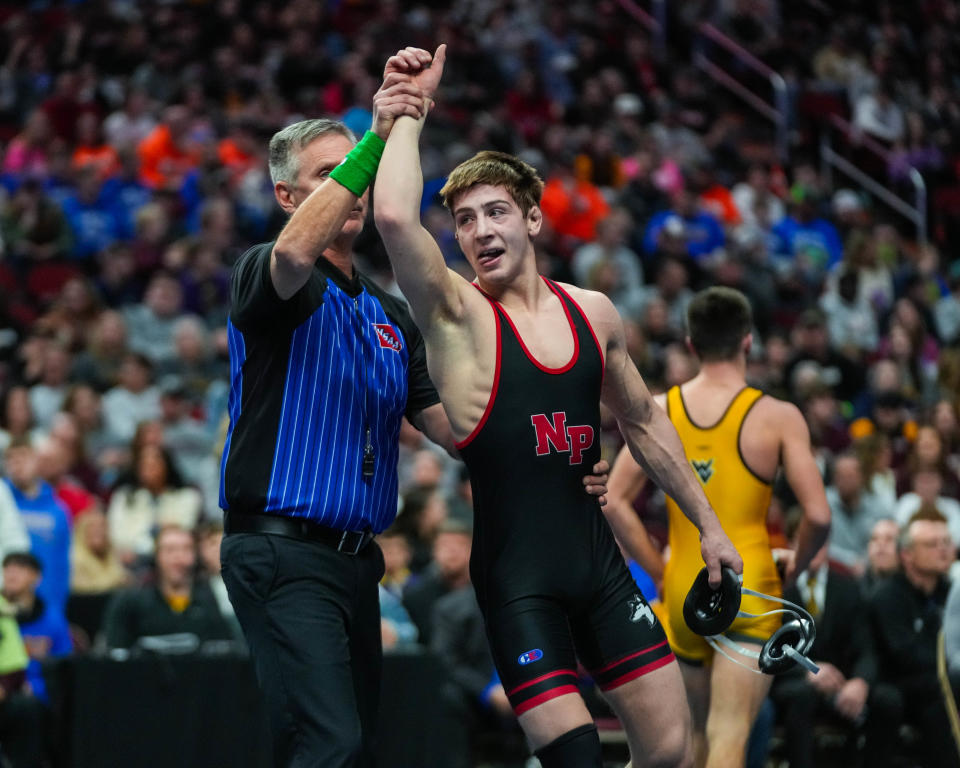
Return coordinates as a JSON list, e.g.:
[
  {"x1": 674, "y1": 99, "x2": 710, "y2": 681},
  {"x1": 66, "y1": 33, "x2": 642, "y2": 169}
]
[{"x1": 684, "y1": 566, "x2": 818, "y2": 675}]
